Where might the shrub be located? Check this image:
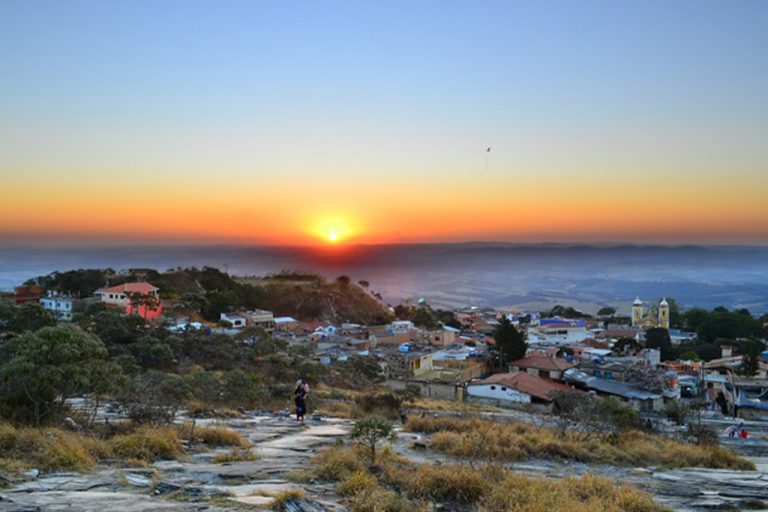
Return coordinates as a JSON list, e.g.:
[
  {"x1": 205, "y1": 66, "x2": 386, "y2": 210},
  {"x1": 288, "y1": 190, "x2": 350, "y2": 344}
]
[
  {"x1": 405, "y1": 416, "x2": 754, "y2": 470},
  {"x1": 270, "y1": 490, "x2": 306, "y2": 511},
  {"x1": 179, "y1": 423, "x2": 249, "y2": 447},
  {"x1": 0, "y1": 423, "x2": 110, "y2": 473},
  {"x1": 393, "y1": 464, "x2": 490, "y2": 503},
  {"x1": 353, "y1": 393, "x2": 402, "y2": 420},
  {"x1": 311, "y1": 445, "x2": 365, "y2": 481},
  {"x1": 110, "y1": 426, "x2": 183, "y2": 462},
  {"x1": 337, "y1": 470, "x2": 378, "y2": 497},
  {"x1": 349, "y1": 416, "x2": 396, "y2": 464},
  {"x1": 213, "y1": 448, "x2": 257, "y2": 463},
  {"x1": 478, "y1": 473, "x2": 669, "y2": 512}
]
